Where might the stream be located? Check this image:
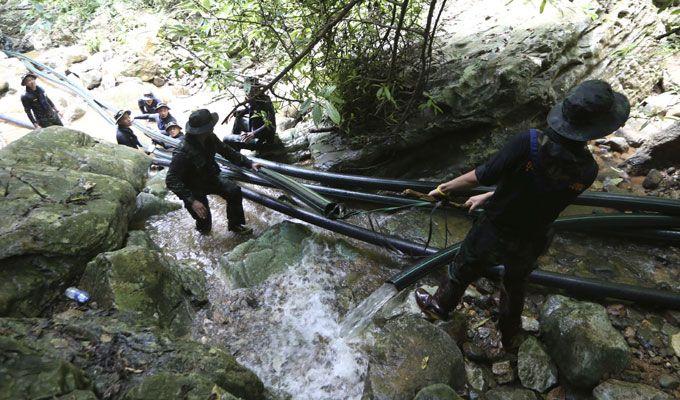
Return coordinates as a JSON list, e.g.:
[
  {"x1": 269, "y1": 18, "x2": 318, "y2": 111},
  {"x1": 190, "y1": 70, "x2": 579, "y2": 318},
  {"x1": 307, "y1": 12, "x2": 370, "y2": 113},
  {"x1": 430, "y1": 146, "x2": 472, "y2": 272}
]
[{"x1": 142, "y1": 181, "x2": 679, "y2": 399}]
